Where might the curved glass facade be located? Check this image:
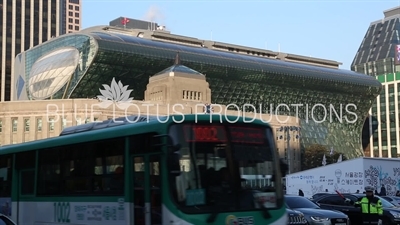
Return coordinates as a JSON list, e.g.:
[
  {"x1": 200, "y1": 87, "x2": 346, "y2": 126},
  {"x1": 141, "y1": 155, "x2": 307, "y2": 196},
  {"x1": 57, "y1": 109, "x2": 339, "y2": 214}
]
[
  {"x1": 22, "y1": 34, "x2": 98, "y2": 100},
  {"x1": 28, "y1": 47, "x2": 80, "y2": 99},
  {"x1": 14, "y1": 28, "x2": 382, "y2": 159}
]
